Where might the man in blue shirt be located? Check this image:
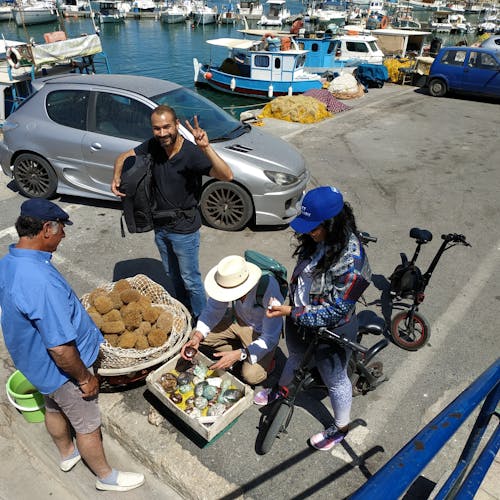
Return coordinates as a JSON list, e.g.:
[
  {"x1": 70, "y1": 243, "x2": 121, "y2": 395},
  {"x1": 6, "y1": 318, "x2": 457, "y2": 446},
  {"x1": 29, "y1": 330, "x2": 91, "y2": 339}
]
[{"x1": 0, "y1": 199, "x2": 144, "y2": 492}]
